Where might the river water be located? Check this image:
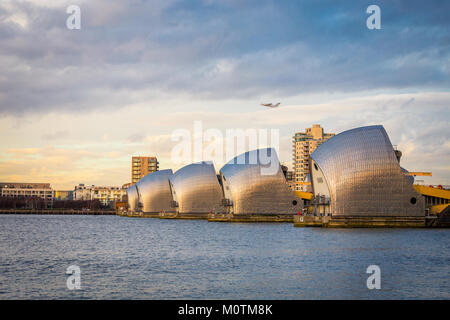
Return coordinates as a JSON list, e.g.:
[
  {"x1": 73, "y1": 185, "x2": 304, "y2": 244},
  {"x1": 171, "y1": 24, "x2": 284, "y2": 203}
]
[{"x1": 0, "y1": 214, "x2": 449, "y2": 299}]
